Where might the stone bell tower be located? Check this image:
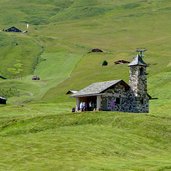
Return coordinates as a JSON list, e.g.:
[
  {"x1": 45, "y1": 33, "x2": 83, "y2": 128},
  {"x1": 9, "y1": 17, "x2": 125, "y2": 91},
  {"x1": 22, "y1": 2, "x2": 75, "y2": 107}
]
[{"x1": 128, "y1": 50, "x2": 149, "y2": 112}]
